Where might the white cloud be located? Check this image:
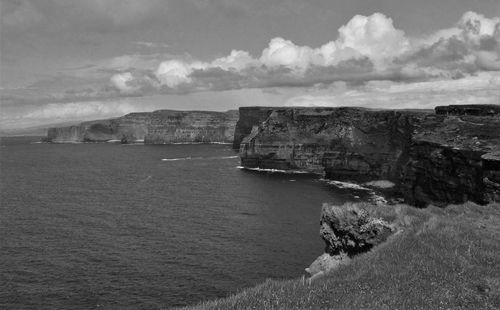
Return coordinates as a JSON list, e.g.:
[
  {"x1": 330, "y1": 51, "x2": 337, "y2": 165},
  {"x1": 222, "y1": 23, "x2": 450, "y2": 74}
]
[
  {"x1": 110, "y1": 72, "x2": 137, "y2": 94},
  {"x1": 260, "y1": 37, "x2": 314, "y2": 70},
  {"x1": 112, "y1": 11, "x2": 499, "y2": 95},
  {"x1": 155, "y1": 60, "x2": 202, "y2": 88},
  {"x1": 336, "y1": 13, "x2": 409, "y2": 66},
  {"x1": 459, "y1": 11, "x2": 500, "y2": 42},
  {"x1": 285, "y1": 72, "x2": 500, "y2": 110},
  {"x1": 212, "y1": 50, "x2": 257, "y2": 70}
]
